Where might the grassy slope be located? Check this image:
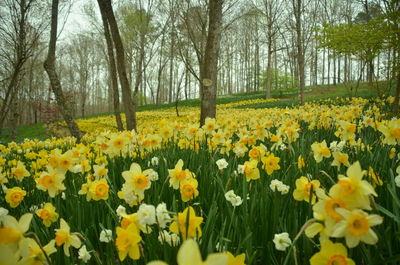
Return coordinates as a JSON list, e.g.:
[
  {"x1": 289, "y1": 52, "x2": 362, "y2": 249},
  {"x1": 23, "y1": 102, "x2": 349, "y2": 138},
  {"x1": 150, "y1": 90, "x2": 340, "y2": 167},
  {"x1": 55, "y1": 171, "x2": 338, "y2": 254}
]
[{"x1": 0, "y1": 81, "x2": 394, "y2": 143}]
